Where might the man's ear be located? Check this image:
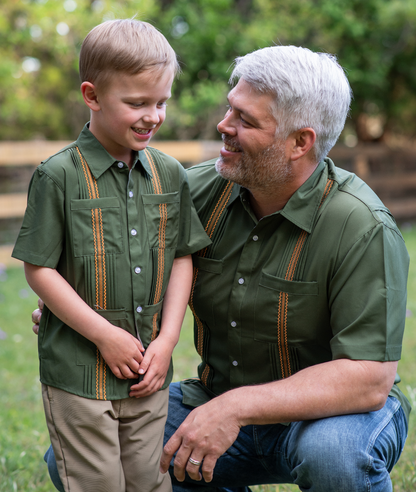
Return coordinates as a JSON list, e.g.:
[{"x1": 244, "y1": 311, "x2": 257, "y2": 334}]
[
  {"x1": 289, "y1": 128, "x2": 316, "y2": 162},
  {"x1": 81, "y1": 81, "x2": 100, "y2": 112}
]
